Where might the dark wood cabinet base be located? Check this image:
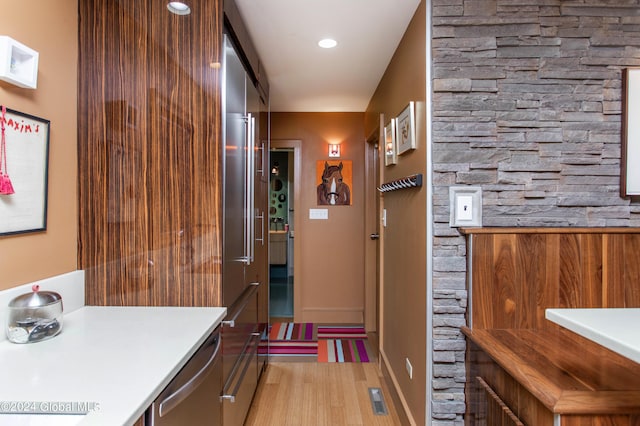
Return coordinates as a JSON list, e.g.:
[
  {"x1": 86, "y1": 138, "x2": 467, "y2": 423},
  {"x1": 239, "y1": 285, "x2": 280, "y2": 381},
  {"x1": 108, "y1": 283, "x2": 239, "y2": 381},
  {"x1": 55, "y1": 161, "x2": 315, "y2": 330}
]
[{"x1": 464, "y1": 328, "x2": 640, "y2": 426}]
